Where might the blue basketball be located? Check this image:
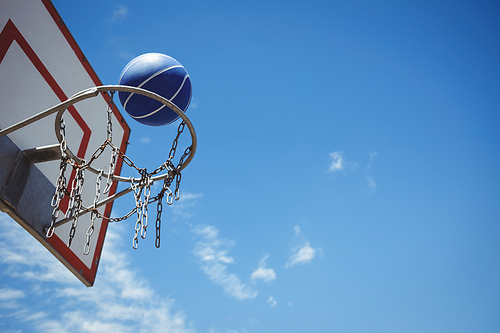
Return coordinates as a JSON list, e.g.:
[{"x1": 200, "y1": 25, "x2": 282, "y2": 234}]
[{"x1": 118, "y1": 53, "x2": 192, "y2": 126}]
